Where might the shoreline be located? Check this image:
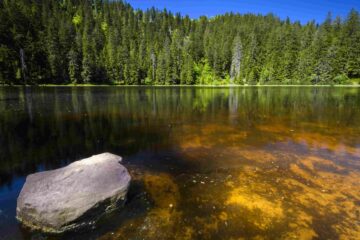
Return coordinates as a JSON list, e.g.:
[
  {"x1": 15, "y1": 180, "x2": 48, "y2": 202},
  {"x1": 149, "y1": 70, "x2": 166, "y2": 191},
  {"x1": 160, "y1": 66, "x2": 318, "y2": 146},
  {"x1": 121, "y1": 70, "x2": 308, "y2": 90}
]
[{"x1": 1, "y1": 84, "x2": 360, "y2": 88}]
